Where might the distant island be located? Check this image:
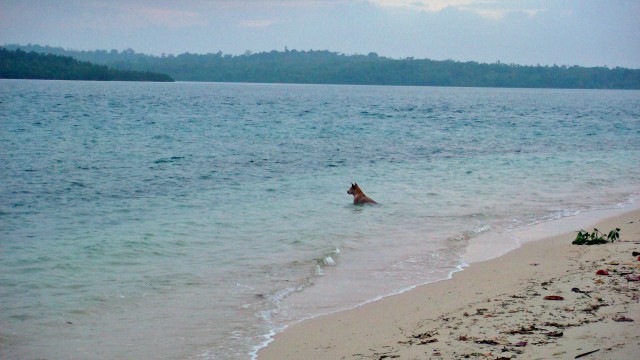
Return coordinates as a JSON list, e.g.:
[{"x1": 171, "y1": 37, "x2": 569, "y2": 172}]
[
  {"x1": 0, "y1": 48, "x2": 174, "y2": 82},
  {"x1": 3, "y1": 44, "x2": 640, "y2": 89}
]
